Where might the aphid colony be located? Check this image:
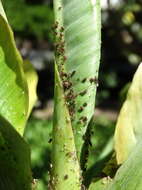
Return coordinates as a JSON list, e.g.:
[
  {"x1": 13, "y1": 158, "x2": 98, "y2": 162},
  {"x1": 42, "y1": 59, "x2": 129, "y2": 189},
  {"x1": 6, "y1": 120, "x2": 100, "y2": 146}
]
[
  {"x1": 52, "y1": 21, "x2": 67, "y2": 62},
  {"x1": 53, "y1": 21, "x2": 99, "y2": 125}
]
